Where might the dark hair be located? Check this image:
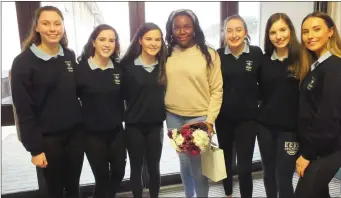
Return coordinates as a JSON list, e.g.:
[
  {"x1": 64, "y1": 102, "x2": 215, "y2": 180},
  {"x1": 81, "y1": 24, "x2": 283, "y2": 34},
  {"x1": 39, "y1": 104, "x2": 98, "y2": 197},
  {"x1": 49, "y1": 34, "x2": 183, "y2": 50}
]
[
  {"x1": 120, "y1": 22, "x2": 167, "y2": 85},
  {"x1": 223, "y1": 14, "x2": 251, "y2": 45},
  {"x1": 264, "y1": 13, "x2": 301, "y2": 79},
  {"x1": 165, "y1": 9, "x2": 214, "y2": 68},
  {"x1": 22, "y1": 6, "x2": 68, "y2": 51},
  {"x1": 299, "y1": 11, "x2": 341, "y2": 81},
  {"x1": 77, "y1": 24, "x2": 120, "y2": 63}
]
